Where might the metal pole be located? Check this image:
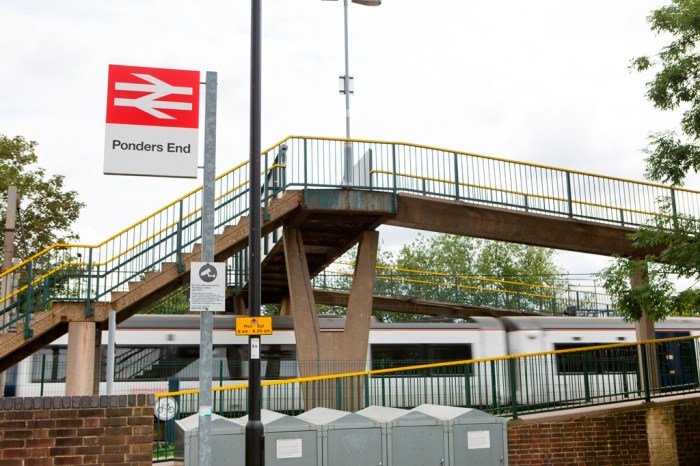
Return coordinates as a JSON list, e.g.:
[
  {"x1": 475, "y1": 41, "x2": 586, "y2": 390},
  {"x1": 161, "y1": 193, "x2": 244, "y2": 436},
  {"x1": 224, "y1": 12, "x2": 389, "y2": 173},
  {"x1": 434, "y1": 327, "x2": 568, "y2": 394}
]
[
  {"x1": 198, "y1": 70, "x2": 218, "y2": 466},
  {"x1": 343, "y1": 0, "x2": 351, "y2": 141},
  {"x1": 246, "y1": 1, "x2": 265, "y2": 465},
  {"x1": 0, "y1": 186, "x2": 18, "y2": 395},
  {"x1": 106, "y1": 310, "x2": 116, "y2": 395},
  {"x1": 342, "y1": 0, "x2": 353, "y2": 185}
]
